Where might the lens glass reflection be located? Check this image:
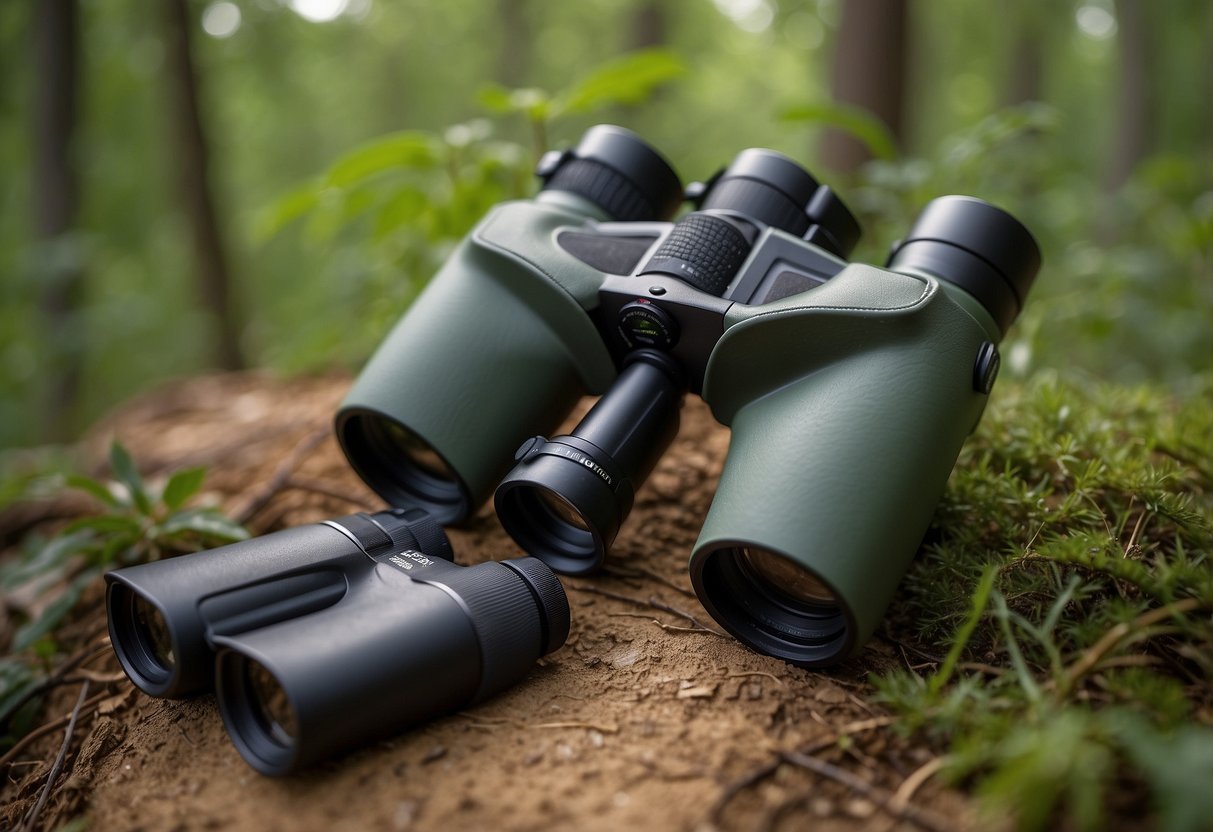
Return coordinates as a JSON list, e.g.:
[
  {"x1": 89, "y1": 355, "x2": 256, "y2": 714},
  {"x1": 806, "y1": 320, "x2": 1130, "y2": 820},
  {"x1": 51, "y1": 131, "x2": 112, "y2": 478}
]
[
  {"x1": 245, "y1": 660, "x2": 298, "y2": 745},
  {"x1": 132, "y1": 595, "x2": 175, "y2": 670},
  {"x1": 379, "y1": 422, "x2": 455, "y2": 482},
  {"x1": 739, "y1": 547, "x2": 837, "y2": 608},
  {"x1": 536, "y1": 489, "x2": 592, "y2": 532}
]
